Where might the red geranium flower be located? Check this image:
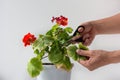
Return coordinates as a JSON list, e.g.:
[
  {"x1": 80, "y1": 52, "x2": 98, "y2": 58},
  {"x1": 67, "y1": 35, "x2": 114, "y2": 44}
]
[
  {"x1": 51, "y1": 15, "x2": 68, "y2": 26},
  {"x1": 22, "y1": 33, "x2": 36, "y2": 47}
]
